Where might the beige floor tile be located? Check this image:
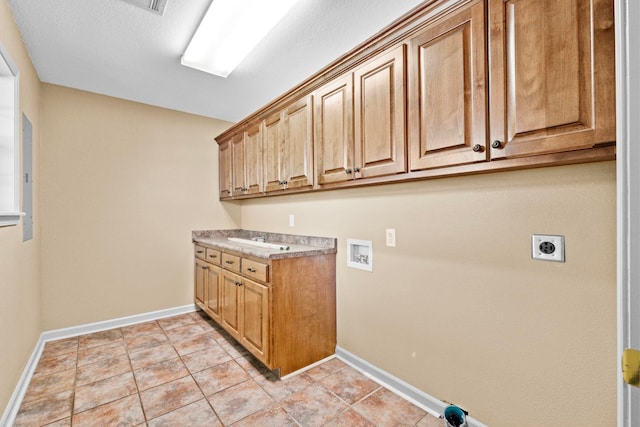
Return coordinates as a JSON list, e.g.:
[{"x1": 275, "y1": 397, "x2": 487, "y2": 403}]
[
  {"x1": 281, "y1": 383, "x2": 350, "y2": 427},
  {"x1": 181, "y1": 345, "x2": 233, "y2": 374},
  {"x1": 164, "y1": 324, "x2": 206, "y2": 342},
  {"x1": 40, "y1": 338, "x2": 78, "y2": 359},
  {"x1": 73, "y1": 371, "x2": 137, "y2": 413},
  {"x1": 320, "y1": 366, "x2": 381, "y2": 404},
  {"x1": 323, "y1": 409, "x2": 377, "y2": 427},
  {"x1": 77, "y1": 341, "x2": 127, "y2": 367},
  {"x1": 230, "y1": 405, "x2": 298, "y2": 426},
  {"x1": 124, "y1": 331, "x2": 169, "y2": 352},
  {"x1": 43, "y1": 417, "x2": 71, "y2": 426},
  {"x1": 78, "y1": 329, "x2": 123, "y2": 350},
  {"x1": 133, "y1": 357, "x2": 190, "y2": 391},
  {"x1": 121, "y1": 320, "x2": 163, "y2": 338},
  {"x1": 416, "y1": 413, "x2": 446, "y2": 426},
  {"x1": 172, "y1": 331, "x2": 218, "y2": 356},
  {"x1": 72, "y1": 394, "x2": 145, "y2": 426},
  {"x1": 129, "y1": 343, "x2": 180, "y2": 370},
  {"x1": 157, "y1": 313, "x2": 196, "y2": 331},
  {"x1": 22, "y1": 368, "x2": 76, "y2": 403},
  {"x1": 305, "y1": 358, "x2": 348, "y2": 382},
  {"x1": 352, "y1": 388, "x2": 427, "y2": 427},
  {"x1": 139, "y1": 375, "x2": 204, "y2": 419},
  {"x1": 193, "y1": 360, "x2": 251, "y2": 396},
  {"x1": 34, "y1": 352, "x2": 77, "y2": 377},
  {"x1": 234, "y1": 354, "x2": 271, "y2": 377},
  {"x1": 76, "y1": 354, "x2": 131, "y2": 387},
  {"x1": 207, "y1": 379, "x2": 275, "y2": 425},
  {"x1": 254, "y1": 372, "x2": 314, "y2": 401},
  {"x1": 147, "y1": 399, "x2": 221, "y2": 427},
  {"x1": 14, "y1": 390, "x2": 73, "y2": 426}
]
